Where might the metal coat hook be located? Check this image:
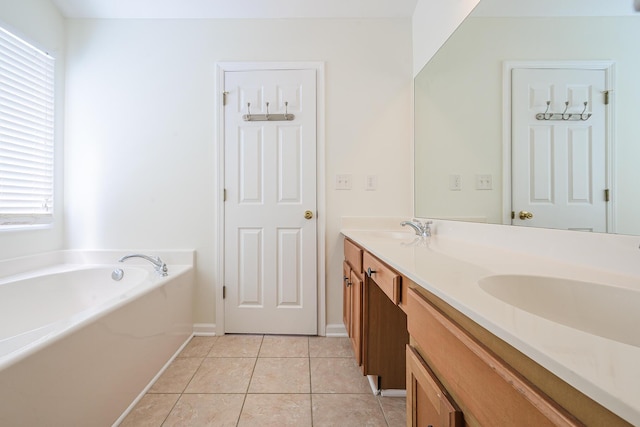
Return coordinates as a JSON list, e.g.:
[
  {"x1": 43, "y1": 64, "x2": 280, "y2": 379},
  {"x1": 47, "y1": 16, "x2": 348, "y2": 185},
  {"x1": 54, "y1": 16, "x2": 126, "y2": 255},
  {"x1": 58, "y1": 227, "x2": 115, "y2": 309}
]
[
  {"x1": 536, "y1": 100, "x2": 592, "y2": 121},
  {"x1": 562, "y1": 101, "x2": 571, "y2": 120},
  {"x1": 580, "y1": 102, "x2": 589, "y2": 120},
  {"x1": 242, "y1": 100, "x2": 295, "y2": 122},
  {"x1": 543, "y1": 101, "x2": 552, "y2": 120}
]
